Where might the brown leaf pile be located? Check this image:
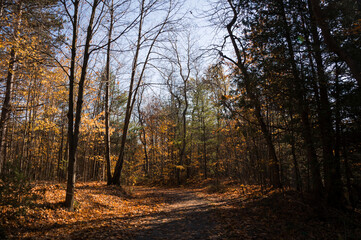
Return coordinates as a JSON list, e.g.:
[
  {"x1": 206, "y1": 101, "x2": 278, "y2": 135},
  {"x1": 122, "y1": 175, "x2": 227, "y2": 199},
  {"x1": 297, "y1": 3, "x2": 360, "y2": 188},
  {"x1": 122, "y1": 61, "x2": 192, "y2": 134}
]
[{"x1": 1, "y1": 182, "x2": 164, "y2": 239}]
